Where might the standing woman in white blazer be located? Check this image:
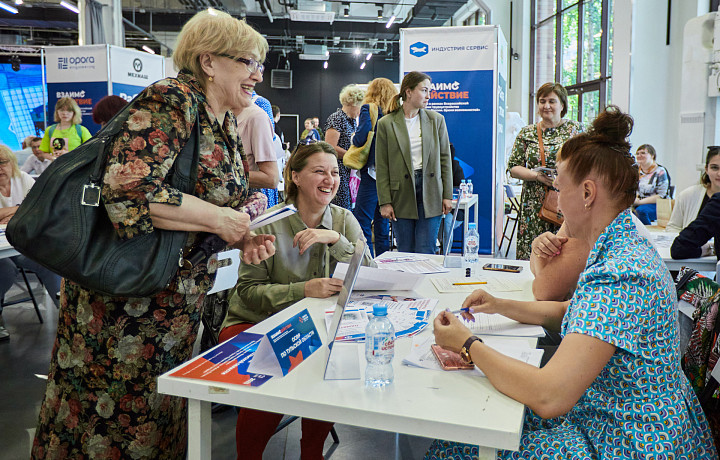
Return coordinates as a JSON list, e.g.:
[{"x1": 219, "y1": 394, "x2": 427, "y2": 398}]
[
  {"x1": 375, "y1": 71, "x2": 453, "y2": 254},
  {"x1": 667, "y1": 146, "x2": 720, "y2": 231}
]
